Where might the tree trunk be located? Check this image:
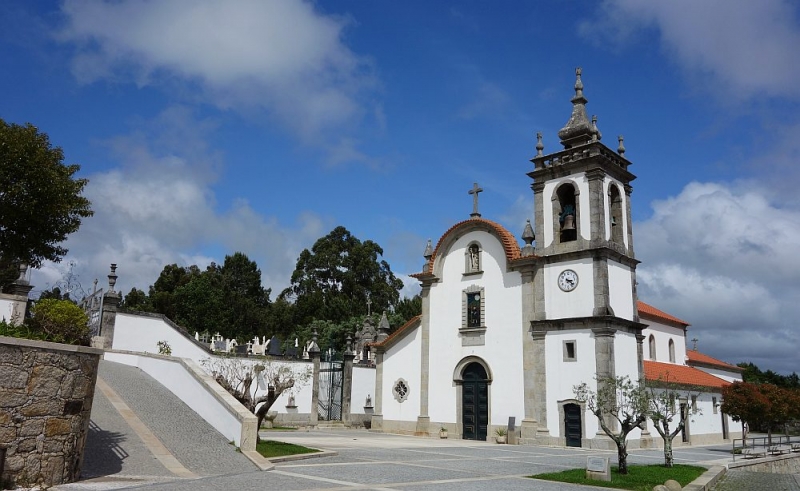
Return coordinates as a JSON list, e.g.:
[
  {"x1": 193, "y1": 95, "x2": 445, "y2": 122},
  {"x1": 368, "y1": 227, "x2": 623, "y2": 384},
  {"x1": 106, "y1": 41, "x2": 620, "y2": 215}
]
[
  {"x1": 617, "y1": 442, "x2": 629, "y2": 474},
  {"x1": 663, "y1": 437, "x2": 673, "y2": 467}
]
